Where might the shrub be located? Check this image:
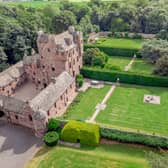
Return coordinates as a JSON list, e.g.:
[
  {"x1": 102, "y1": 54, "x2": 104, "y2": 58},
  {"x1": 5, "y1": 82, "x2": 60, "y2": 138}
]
[
  {"x1": 76, "y1": 74, "x2": 84, "y2": 87},
  {"x1": 104, "y1": 63, "x2": 121, "y2": 71},
  {"x1": 100, "y1": 127, "x2": 168, "y2": 148},
  {"x1": 61, "y1": 120, "x2": 100, "y2": 146},
  {"x1": 81, "y1": 67, "x2": 168, "y2": 87},
  {"x1": 47, "y1": 118, "x2": 60, "y2": 132},
  {"x1": 43, "y1": 131, "x2": 59, "y2": 146},
  {"x1": 83, "y1": 48, "x2": 107, "y2": 67}
]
